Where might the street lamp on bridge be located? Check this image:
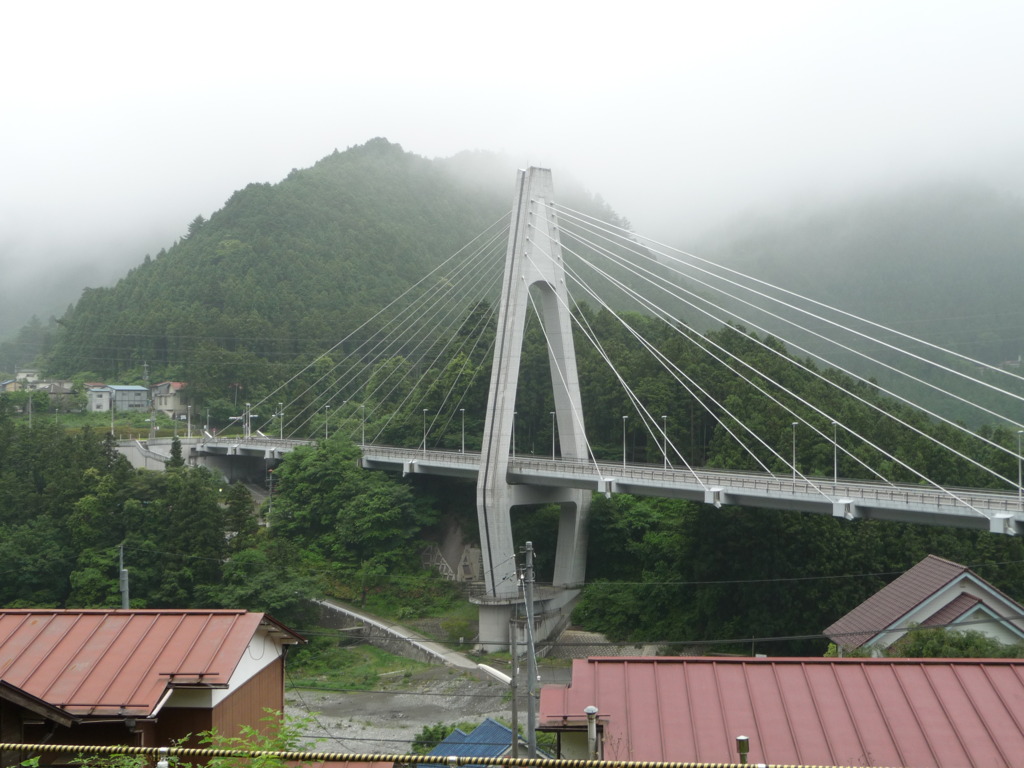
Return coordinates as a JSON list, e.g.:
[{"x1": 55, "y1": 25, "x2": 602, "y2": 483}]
[
  {"x1": 422, "y1": 408, "x2": 429, "y2": 455},
  {"x1": 791, "y1": 421, "x2": 798, "y2": 480},
  {"x1": 512, "y1": 411, "x2": 517, "y2": 457},
  {"x1": 461, "y1": 408, "x2": 466, "y2": 453},
  {"x1": 360, "y1": 404, "x2": 366, "y2": 445},
  {"x1": 551, "y1": 411, "x2": 556, "y2": 460},
  {"x1": 622, "y1": 415, "x2": 628, "y2": 468},
  {"x1": 324, "y1": 404, "x2": 330, "y2": 439},
  {"x1": 279, "y1": 402, "x2": 284, "y2": 440},
  {"x1": 832, "y1": 420, "x2": 838, "y2": 488},
  {"x1": 662, "y1": 414, "x2": 668, "y2": 470}
]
